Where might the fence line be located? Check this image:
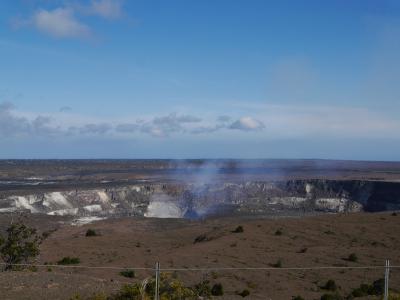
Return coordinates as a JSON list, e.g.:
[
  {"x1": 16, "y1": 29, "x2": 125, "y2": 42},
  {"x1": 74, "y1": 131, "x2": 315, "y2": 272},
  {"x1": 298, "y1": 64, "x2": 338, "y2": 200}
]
[
  {"x1": 0, "y1": 262, "x2": 152, "y2": 271},
  {"x1": 1, "y1": 262, "x2": 399, "y2": 271}
]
